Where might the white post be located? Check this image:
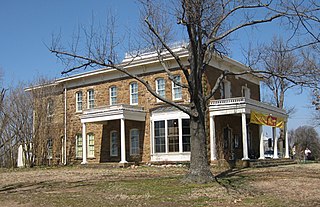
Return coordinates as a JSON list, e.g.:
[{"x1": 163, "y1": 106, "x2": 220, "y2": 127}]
[
  {"x1": 284, "y1": 122, "x2": 290, "y2": 158},
  {"x1": 120, "y1": 118, "x2": 127, "y2": 163},
  {"x1": 273, "y1": 127, "x2": 279, "y2": 159},
  {"x1": 258, "y1": 125, "x2": 265, "y2": 159},
  {"x1": 81, "y1": 123, "x2": 87, "y2": 164},
  {"x1": 210, "y1": 115, "x2": 217, "y2": 161},
  {"x1": 242, "y1": 113, "x2": 249, "y2": 160},
  {"x1": 17, "y1": 145, "x2": 24, "y2": 167}
]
